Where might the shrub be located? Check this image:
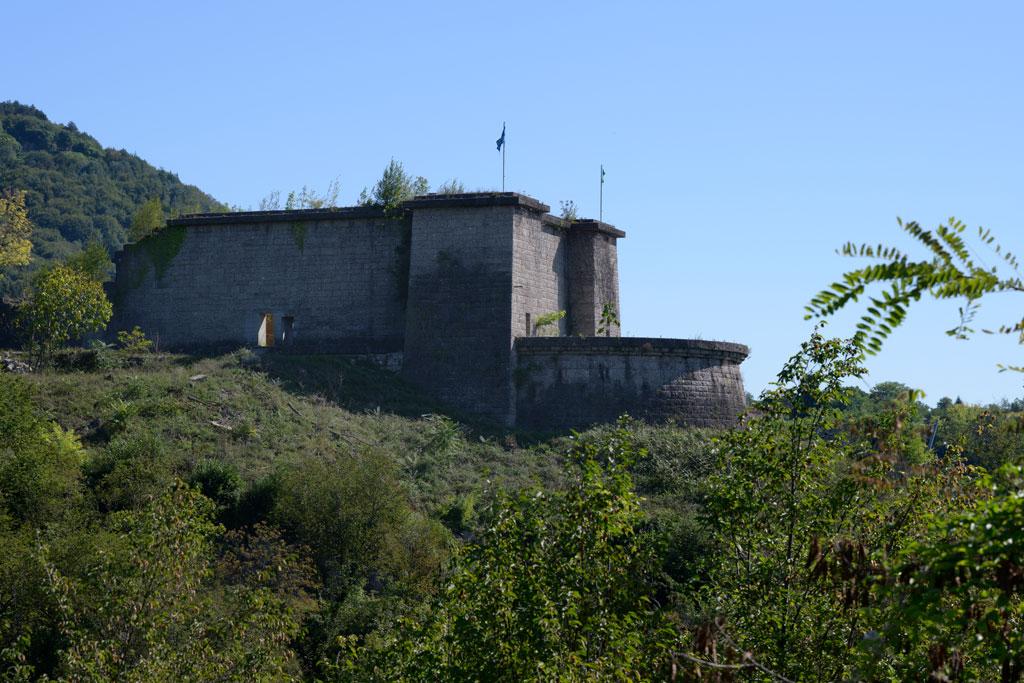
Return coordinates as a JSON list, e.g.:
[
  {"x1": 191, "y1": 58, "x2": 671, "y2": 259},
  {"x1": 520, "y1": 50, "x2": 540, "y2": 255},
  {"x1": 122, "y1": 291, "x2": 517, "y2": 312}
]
[
  {"x1": 0, "y1": 374, "x2": 84, "y2": 527},
  {"x1": 189, "y1": 459, "x2": 241, "y2": 518},
  {"x1": 17, "y1": 264, "x2": 112, "y2": 368},
  {"x1": 274, "y1": 450, "x2": 426, "y2": 589},
  {"x1": 336, "y1": 425, "x2": 677, "y2": 682},
  {"x1": 116, "y1": 325, "x2": 153, "y2": 353},
  {"x1": 86, "y1": 434, "x2": 177, "y2": 512},
  {"x1": 40, "y1": 482, "x2": 301, "y2": 681}
]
